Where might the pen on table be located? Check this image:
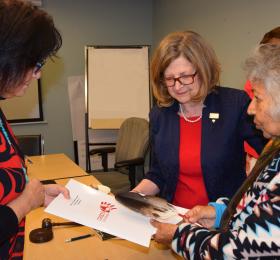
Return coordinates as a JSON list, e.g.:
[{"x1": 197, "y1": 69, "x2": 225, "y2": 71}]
[
  {"x1": 65, "y1": 233, "x2": 94, "y2": 243},
  {"x1": 25, "y1": 156, "x2": 33, "y2": 164}
]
